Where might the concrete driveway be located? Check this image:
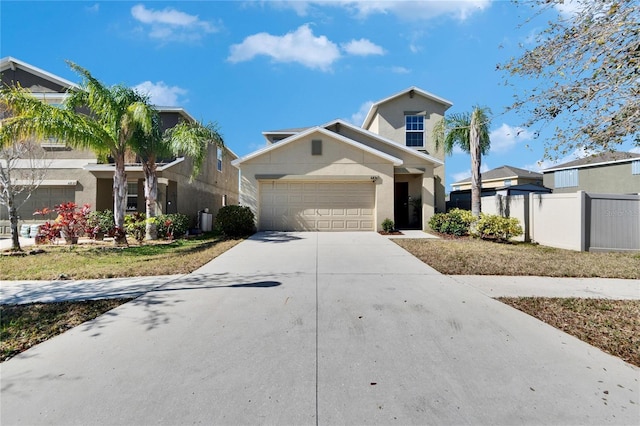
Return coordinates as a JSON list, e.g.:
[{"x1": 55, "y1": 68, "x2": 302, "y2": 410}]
[{"x1": 1, "y1": 232, "x2": 638, "y2": 425}]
